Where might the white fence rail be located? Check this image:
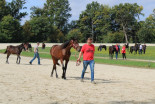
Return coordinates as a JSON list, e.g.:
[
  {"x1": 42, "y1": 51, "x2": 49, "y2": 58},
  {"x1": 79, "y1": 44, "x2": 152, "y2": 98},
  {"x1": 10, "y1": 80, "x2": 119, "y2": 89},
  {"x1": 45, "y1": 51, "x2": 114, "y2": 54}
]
[{"x1": 0, "y1": 43, "x2": 154, "y2": 49}]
